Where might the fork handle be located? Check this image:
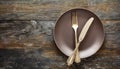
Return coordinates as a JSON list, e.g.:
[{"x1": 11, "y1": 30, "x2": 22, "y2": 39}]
[
  {"x1": 74, "y1": 29, "x2": 81, "y2": 63},
  {"x1": 67, "y1": 28, "x2": 80, "y2": 66},
  {"x1": 75, "y1": 49, "x2": 81, "y2": 63}
]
